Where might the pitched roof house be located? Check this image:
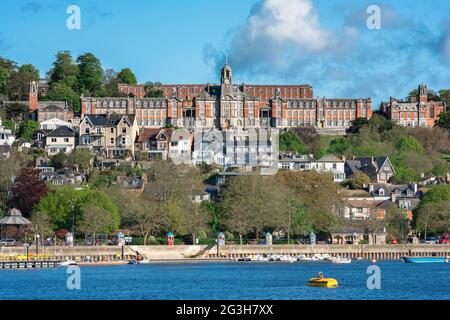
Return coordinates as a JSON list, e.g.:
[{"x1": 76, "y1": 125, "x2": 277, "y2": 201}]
[{"x1": 345, "y1": 157, "x2": 395, "y2": 183}]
